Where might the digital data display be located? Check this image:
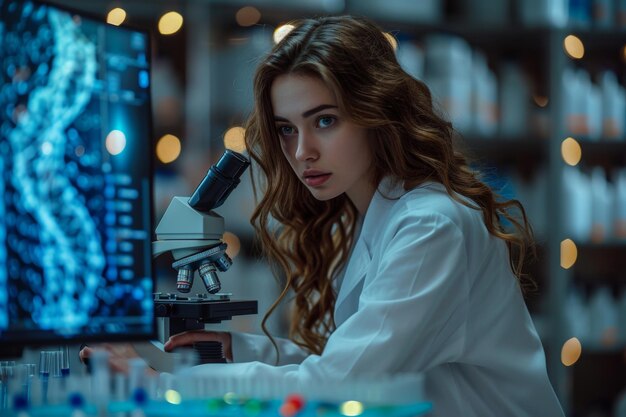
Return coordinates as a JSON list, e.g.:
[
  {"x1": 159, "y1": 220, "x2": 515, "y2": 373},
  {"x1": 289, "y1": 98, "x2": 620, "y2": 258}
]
[{"x1": 0, "y1": 0, "x2": 155, "y2": 345}]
